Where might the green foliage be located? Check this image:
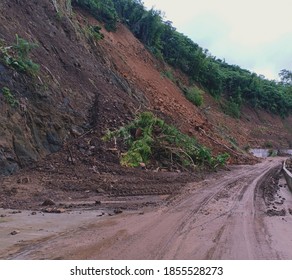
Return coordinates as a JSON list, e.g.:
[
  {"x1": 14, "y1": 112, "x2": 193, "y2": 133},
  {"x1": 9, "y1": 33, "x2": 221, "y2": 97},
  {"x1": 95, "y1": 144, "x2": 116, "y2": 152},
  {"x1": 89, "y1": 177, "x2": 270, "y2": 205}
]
[
  {"x1": 212, "y1": 153, "x2": 230, "y2": 168},
  {"x1": 222, "y1": 99, "x2": 241, "y2": 119},
  {"x1": 162, "y1": 70, "x2": 174, "y2": 82},
  {"x1": 73, "y1": 0, "x2": 118, "y2": 31},
  {"x1": 279, "y1": 69, "x2": 292, "y2": 86},
  {"x1": 72, "y1": 0, "x2": 292, "y2": 117},
  {"x1": 0, "y1": 35, "x2": 39, "y2": 76},
  {"x1": 263, "y1": 141, "x2": 273, "y2": 149},
  {"x1": 109, "y1": 0, "x2": 292, "y2": 117},
  {"x1": 84, "y1": 25, "x2": 104, "y2": 41},
  {"x1": 103, "y1": 112, "x2": 229, "y2": 169},
  {"x1": 268, "y1": 149, "x2": 277, "y2": 157},
  {"x1": 185, "y1": 87, "x2": 203, "y2": 107},
  {"x1": 1, "y1": 87, "x2": 19, "y2": 107}
]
